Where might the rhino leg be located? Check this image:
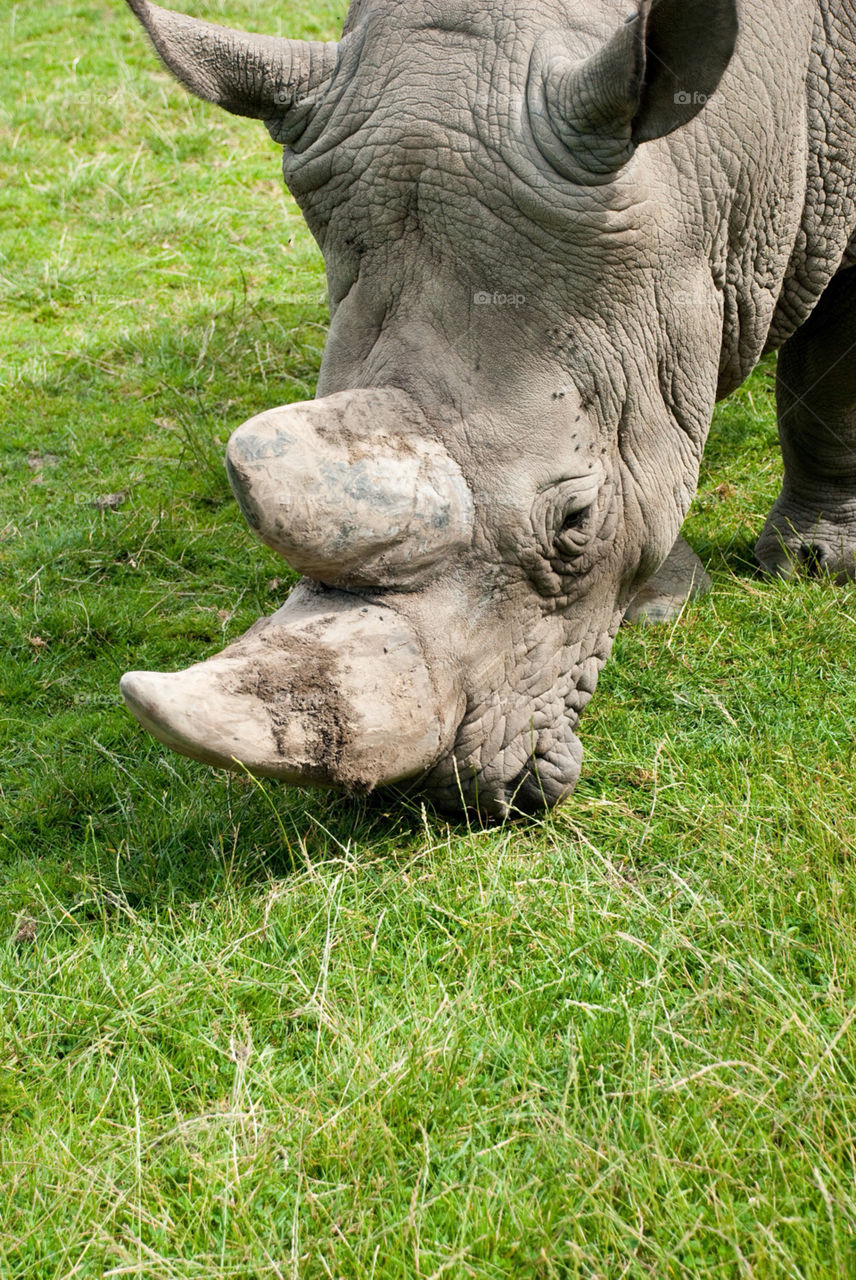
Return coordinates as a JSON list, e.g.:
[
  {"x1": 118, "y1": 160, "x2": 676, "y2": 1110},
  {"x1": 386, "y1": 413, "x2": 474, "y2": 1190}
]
[
  {"x1": 756, "y1": 266, "x2": 856, "y2": 582},
  {"x1": 623, "y1": 535, "x2": 711, "y2": 625}
]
